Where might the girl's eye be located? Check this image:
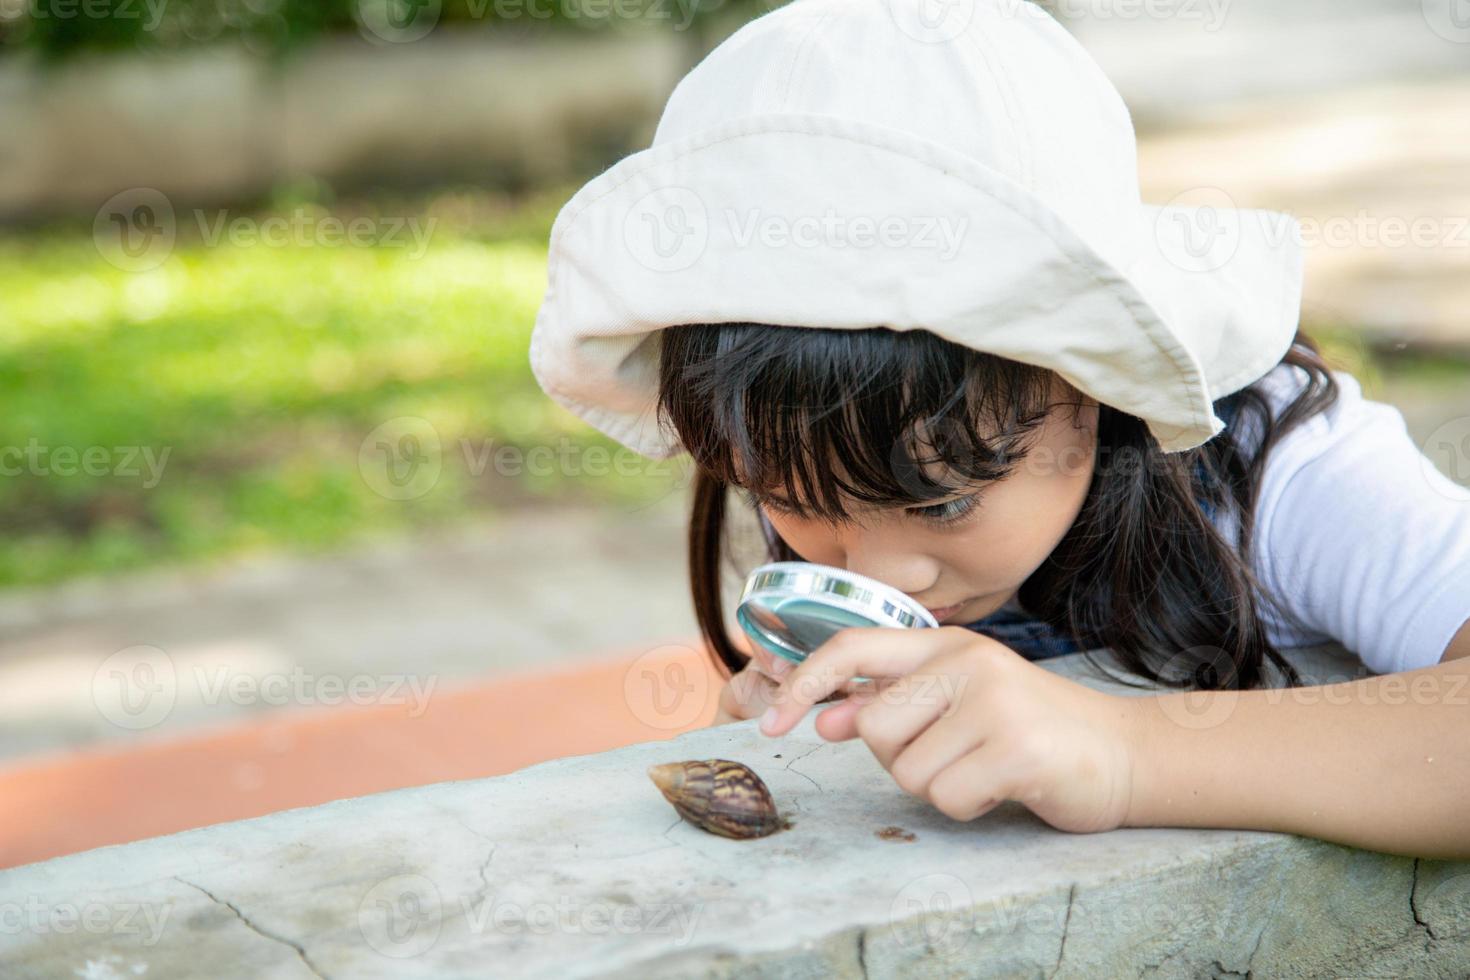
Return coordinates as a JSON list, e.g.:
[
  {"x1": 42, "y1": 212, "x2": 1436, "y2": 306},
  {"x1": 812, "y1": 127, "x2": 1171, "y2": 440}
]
[
  {"x1": 745, "y1": 490, "x2": 799, "y2": 518},
  {"x1": 760, "y1": 496, "x2": 801, "y2": 518},
  {"x1": 906, "y1": 494, "x2": 978, "y2": 526}
]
